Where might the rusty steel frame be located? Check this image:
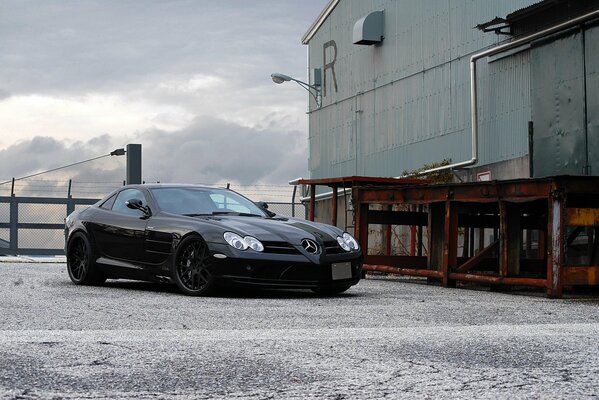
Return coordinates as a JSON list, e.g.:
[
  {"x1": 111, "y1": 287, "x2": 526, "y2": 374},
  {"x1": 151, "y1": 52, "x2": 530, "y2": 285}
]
[{"x1": 300, "y1": 176, "x2": 599, "y2": 298}]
